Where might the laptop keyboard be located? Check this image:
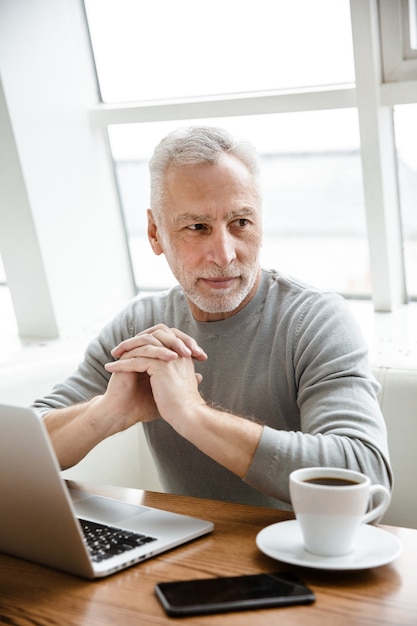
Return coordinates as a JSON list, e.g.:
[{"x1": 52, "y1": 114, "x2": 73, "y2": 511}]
[{"x1": 79, "y1": 518, "x2": 157, "y2": 563}]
